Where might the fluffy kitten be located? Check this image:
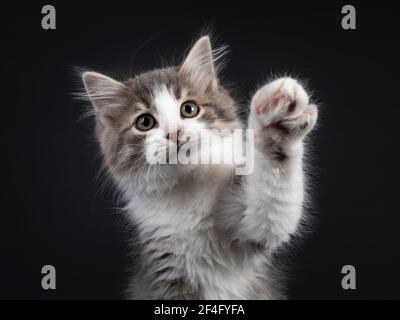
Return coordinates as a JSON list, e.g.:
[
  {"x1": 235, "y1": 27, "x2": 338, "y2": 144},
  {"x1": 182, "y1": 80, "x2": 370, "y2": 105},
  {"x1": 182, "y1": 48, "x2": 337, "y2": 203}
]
[{"x1": 81, "y1": 36, "x2": 318, "y2": 299}]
